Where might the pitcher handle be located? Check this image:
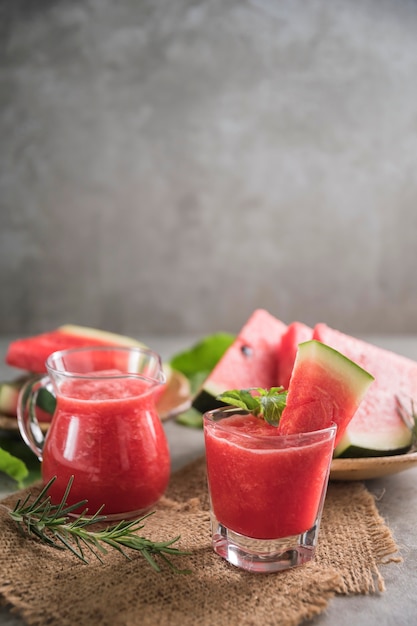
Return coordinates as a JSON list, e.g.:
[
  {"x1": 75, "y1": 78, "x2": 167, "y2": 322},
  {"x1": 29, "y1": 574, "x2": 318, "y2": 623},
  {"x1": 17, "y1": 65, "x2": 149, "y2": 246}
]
[{"x1": 17, "y1": 375, "x2": 55, "y2": 461}]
